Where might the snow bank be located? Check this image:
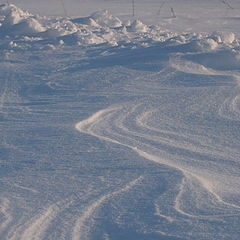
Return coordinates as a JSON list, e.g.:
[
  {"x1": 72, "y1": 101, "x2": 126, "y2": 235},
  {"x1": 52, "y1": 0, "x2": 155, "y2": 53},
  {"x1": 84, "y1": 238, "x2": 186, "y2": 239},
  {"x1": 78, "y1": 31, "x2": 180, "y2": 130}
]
[
  {"x1": 0, "y1": 3, "x2": 238, "y2": 58},
  {"x1": 90, "y1": 10, "x2": 122, "y2": 28},
  {"x1": 0, "y1": 4, "x2": 31, "y2": 25},
  {"x1": 211, "y1": 32, "x2": 236, "y2": 44},
  {"x1": 10, "y1": 18, "x2": 45, "y2": 35},
  {"x1": 0, "y1": 4, "x2": 44, "y2": 36},
  {"x1": 186, "y1": 49, "x2": 240, "y2": 71},
  {"x1": 130, "y1": 20, "x2": 148, "y2": 33},
  {"x1": 186, "y1": 38, "x2": 219, "y2": 52}
]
